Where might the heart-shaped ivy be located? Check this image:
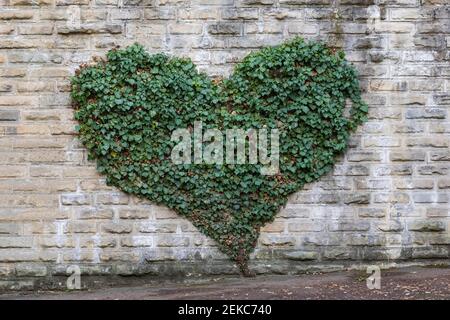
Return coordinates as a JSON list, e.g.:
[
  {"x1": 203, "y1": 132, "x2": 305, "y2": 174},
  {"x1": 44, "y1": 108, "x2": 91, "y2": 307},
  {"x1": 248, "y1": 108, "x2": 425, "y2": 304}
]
[{"x1": 71, "y1": 38, "x2": 367, "y2": 275}]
